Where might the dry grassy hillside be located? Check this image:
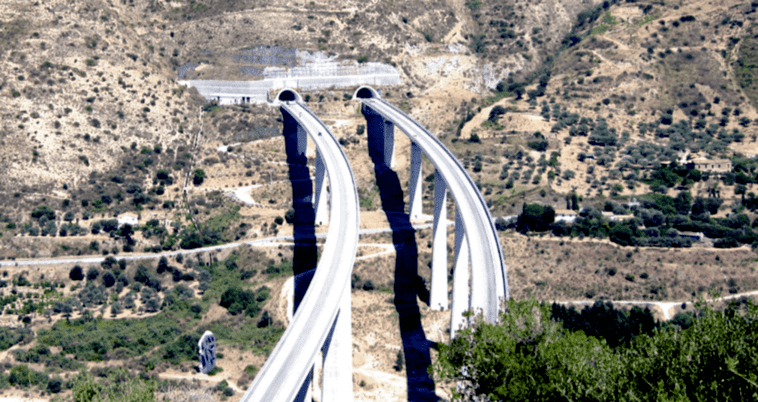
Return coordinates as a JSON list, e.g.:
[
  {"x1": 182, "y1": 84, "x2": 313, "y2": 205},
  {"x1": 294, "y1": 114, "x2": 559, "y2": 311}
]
[
  {"x1": 2, "y1": 0, "x2": 758, "y2": 399},
  {"x1": 452, "y1": 0, "x2": 758, "y2": 217}
]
